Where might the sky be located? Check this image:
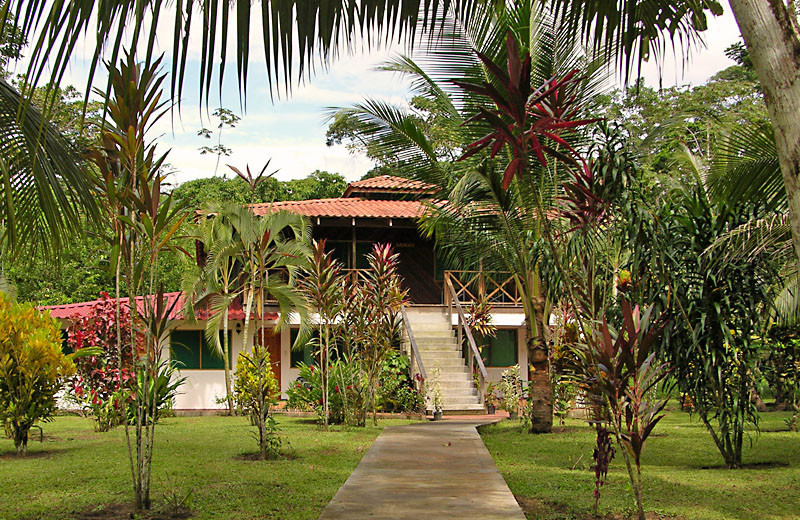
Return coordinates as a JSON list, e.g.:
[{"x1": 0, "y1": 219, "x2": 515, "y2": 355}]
[{"x1": 21, "y1": 6, "x2": 744, "y2": 186}]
